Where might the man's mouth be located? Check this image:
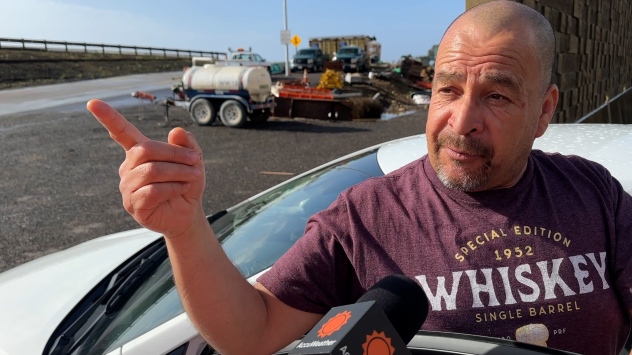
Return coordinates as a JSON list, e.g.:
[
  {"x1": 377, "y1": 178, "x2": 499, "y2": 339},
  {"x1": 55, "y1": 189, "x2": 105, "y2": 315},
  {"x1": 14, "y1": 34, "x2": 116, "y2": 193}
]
[
  {"x1": 437, "y1": 134, "x2": 492, "y2": 162},
  {"x1": 446, "y1": 147, "x2": 481, "y2": 159}
]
